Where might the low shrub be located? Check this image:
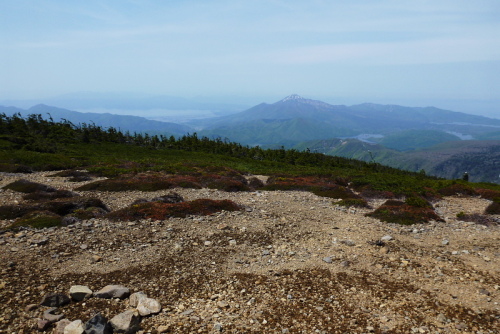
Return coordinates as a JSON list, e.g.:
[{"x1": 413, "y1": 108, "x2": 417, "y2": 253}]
[
  {"x1": 247, "y1": 177, "x2": 265, "y2": 190},
  {"x1": 0, "y1": 163, "x2": 33, "y2": 173},
  {"x1": 76, "y1": 173, "x2": 202, "y2": 191},
  {"x1": 22, "y1": 190, "x2": 78, "y2": 201},
  {"x1": 70, "y1": 207, "x2": 108, "y2": 220},
  {"x1": 476, "y1": 188, "x2": 500, "y2": 201},
  {"x1": 366, "y1": 200, "x2": 443, "y2": 225},
  {"x1": 206, "y1": 178, "x2": 250, "y2": 192},
  {"x1": 336, "y1": 198, "x2": 370, "y2": 208},
  {"x1": 3, "y1": 179, "x2": 56, "y2": 193},
  {"x1": 49, "y1": 170, "x2": 93, "y2": 182},
  {"x1": 457, "y1": 212, "x2": 498, "y2": 226},
  {"x1": 485, "y1": 200, "x2": 500, "y2": 215},
  {"x1": 359, "y1": 188, "x2": 396, "y2": 200},
  {"x1": 404, "y1": 195, "x2": 432, "y2": 208},
  {"x1": 107, "y1": 199, "x2": 242, "y2": 221},
  {"x1": 438, "y1": 183, "x2": 477, "y2": 197}
]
